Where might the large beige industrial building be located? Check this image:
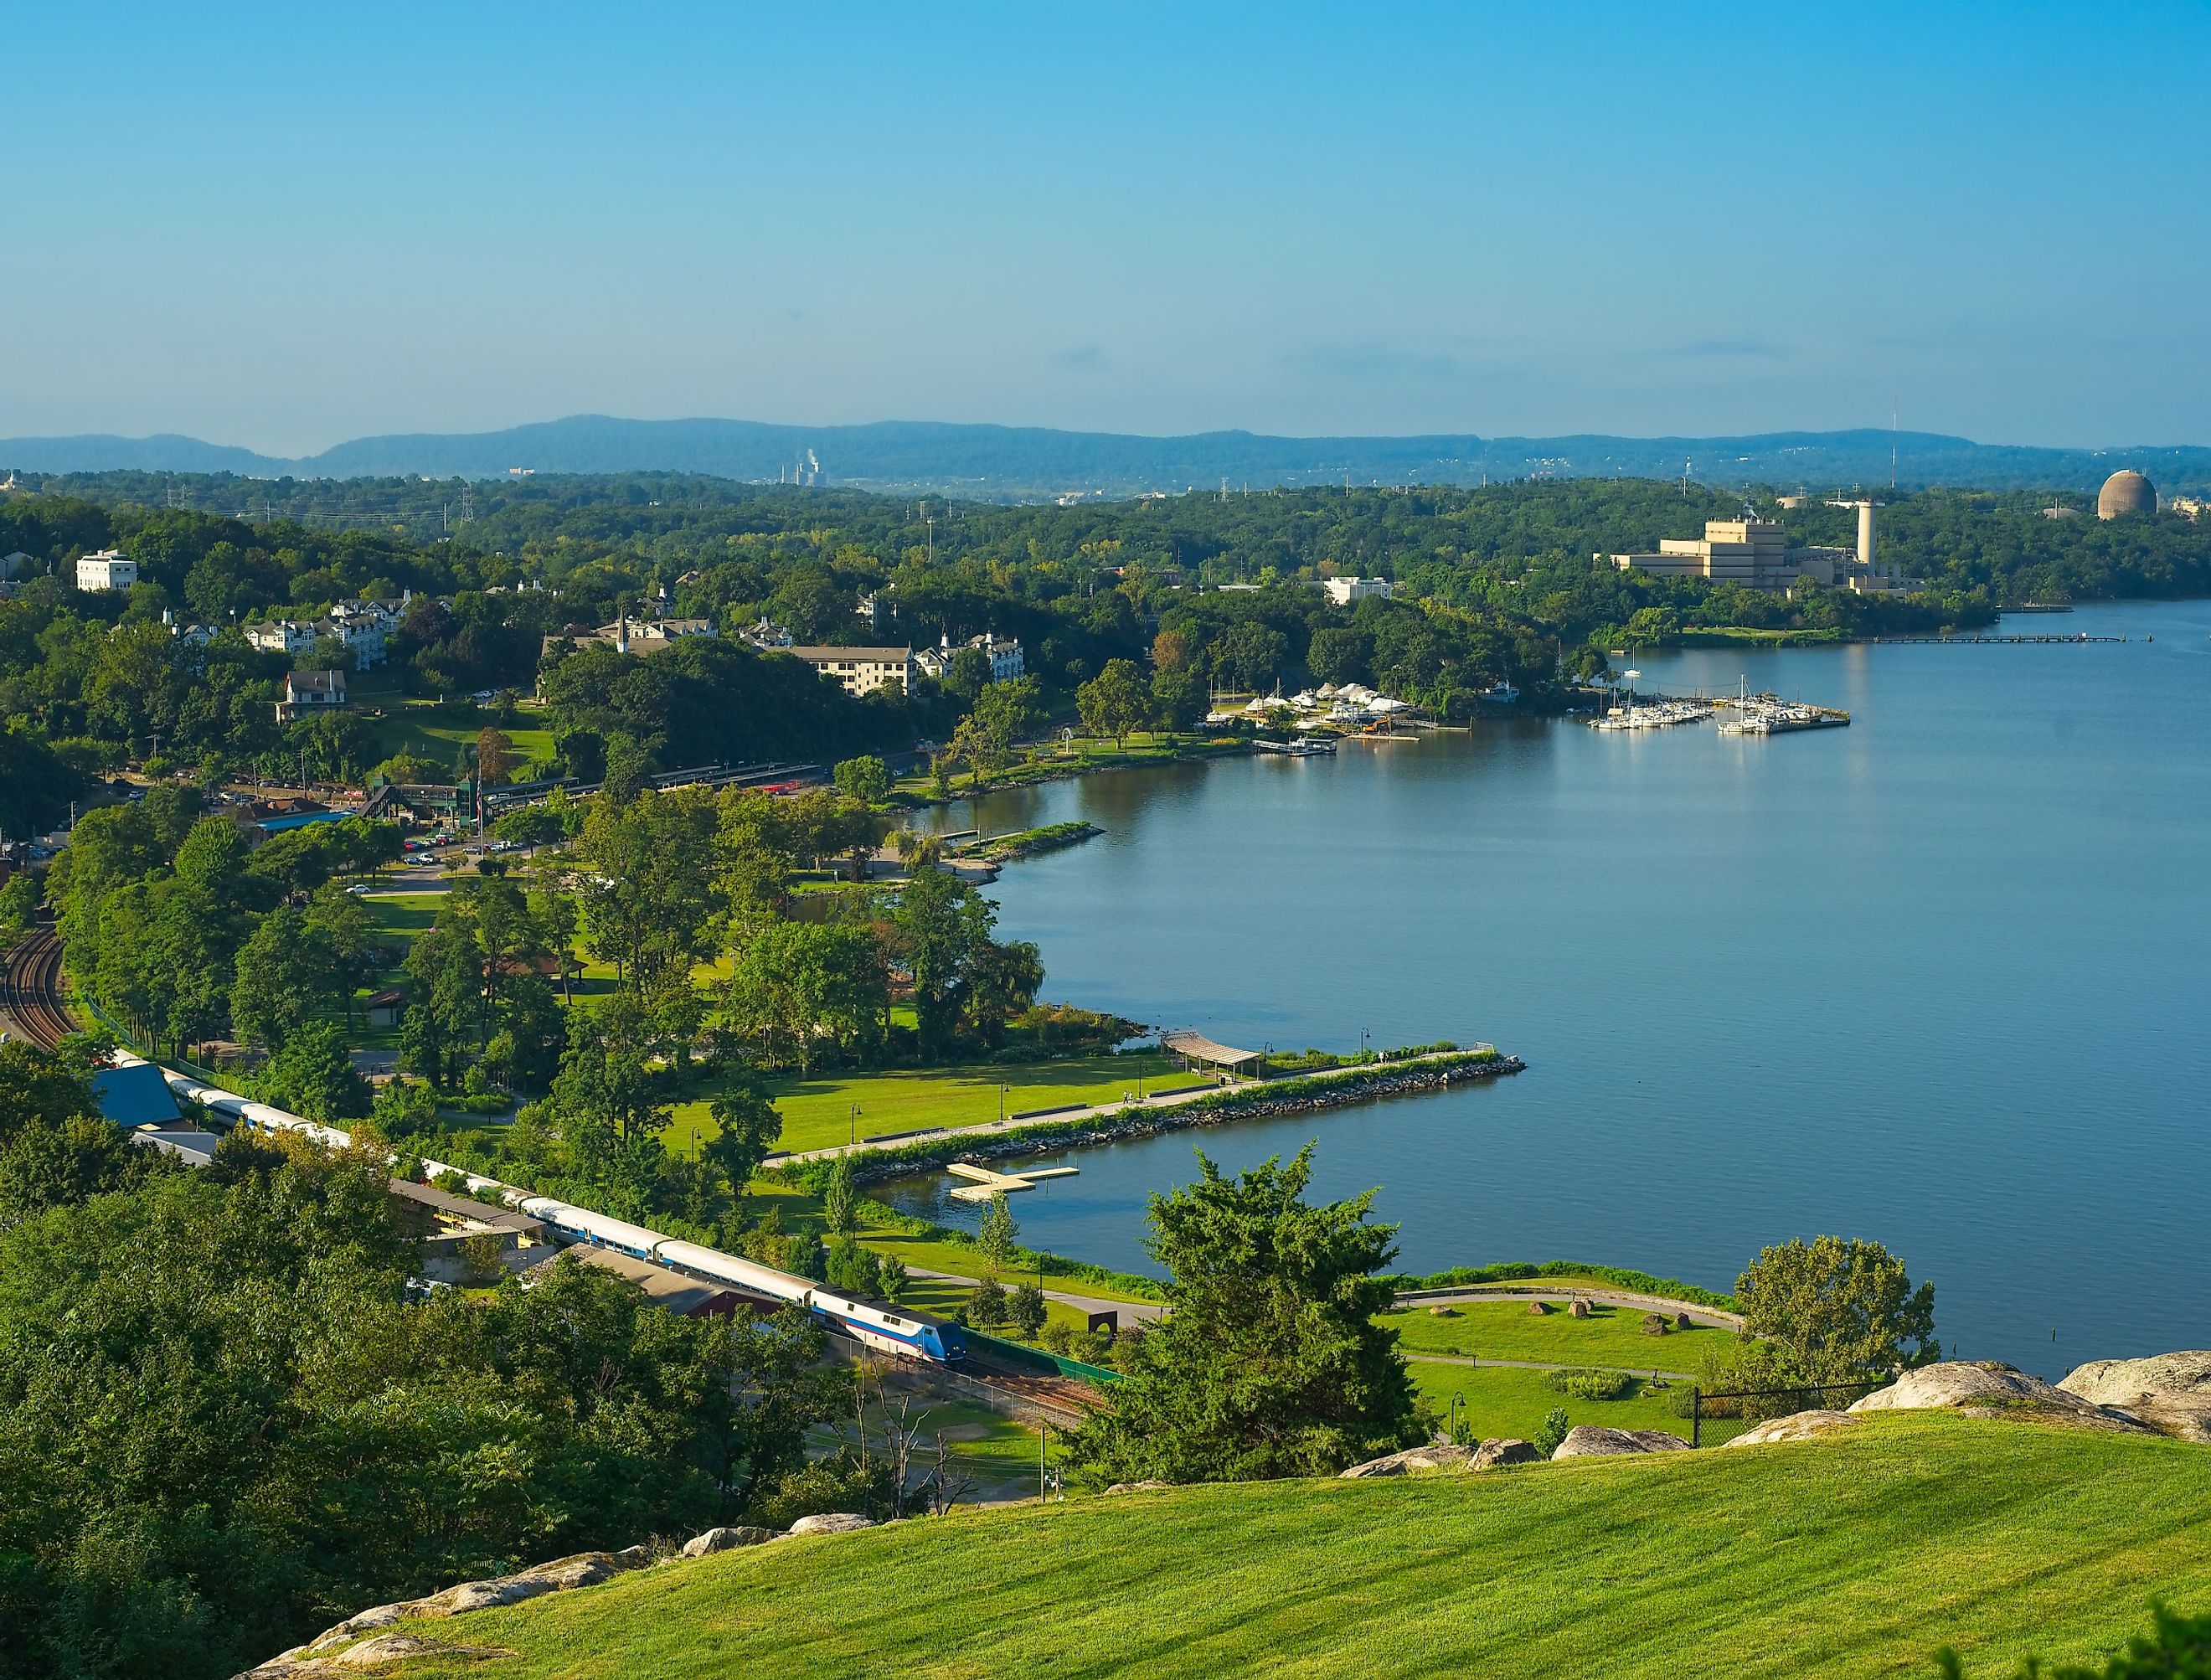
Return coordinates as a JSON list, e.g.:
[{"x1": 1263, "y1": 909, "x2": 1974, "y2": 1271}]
[{"x1": 1611, "y1": 504, "x2": 1915, "y2": 595}]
